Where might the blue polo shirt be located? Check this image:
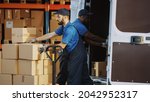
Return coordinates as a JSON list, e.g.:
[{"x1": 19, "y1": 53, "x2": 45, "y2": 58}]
[
  {"x1": 72, "y1": 18, "x2": 88, "y2": 36},
  {"x1": 55, "y1": 22, "x2": 79, "y2": 52}
]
